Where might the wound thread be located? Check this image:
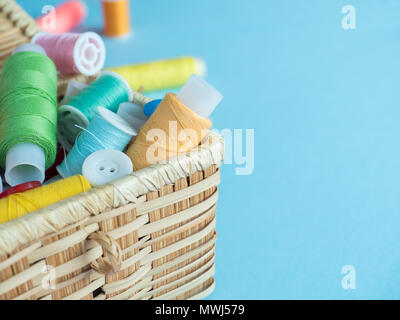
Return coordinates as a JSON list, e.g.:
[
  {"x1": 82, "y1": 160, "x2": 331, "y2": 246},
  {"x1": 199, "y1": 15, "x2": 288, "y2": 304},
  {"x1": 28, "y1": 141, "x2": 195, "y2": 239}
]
[
  {"x1": 126, "y1": 93, "x2": 212, "y2": 170},
  {"x1": 108, "y1": 56, "x2": 207, "y2": 92},
  {"x1": 0, "y1": 175, "x2": 91, "y2": 224},
  {"x1": 32, "y1": 31, "x2": 106, "y2": 76},
  {"x1": 0, "y1": 51, "x2": 58, "y2": 170},
  {"x1": 58, "y1": 72, "x2": 132, "y2": 150},
  {"x1": 57, "y1": 107, "x2": 136, "y2": 177},
  {"x1": 102, "y1": 0, "x2": 131, "y2": 37}
]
